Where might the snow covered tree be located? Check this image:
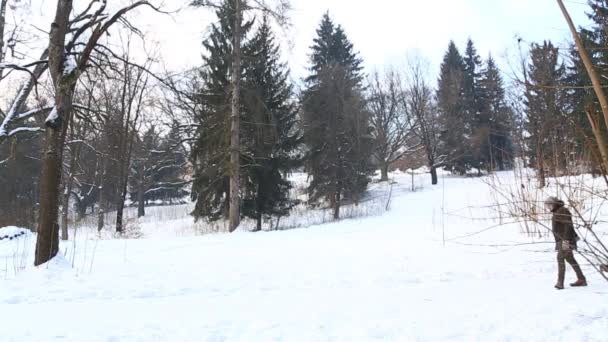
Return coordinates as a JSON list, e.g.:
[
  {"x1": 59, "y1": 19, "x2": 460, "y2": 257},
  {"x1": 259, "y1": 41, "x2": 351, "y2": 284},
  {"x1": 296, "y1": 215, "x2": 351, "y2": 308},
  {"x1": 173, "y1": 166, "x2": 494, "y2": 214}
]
[
  {"x1": 18, "y1": 0, "x2": 162, "y2": 265},
  {"x1": 131, "y1": 124, "x2": 188, "y2": 217},
  {"x1": 301, "y1": 13, "x2": 373, "y2": 219}
]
